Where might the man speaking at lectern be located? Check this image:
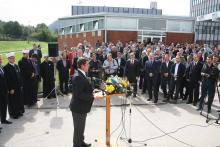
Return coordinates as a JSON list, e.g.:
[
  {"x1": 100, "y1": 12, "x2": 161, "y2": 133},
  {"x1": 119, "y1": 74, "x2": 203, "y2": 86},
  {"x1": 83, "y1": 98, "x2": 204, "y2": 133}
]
[{"x1": 70, "y1": 57, "x2": 99, "y2": 147}]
